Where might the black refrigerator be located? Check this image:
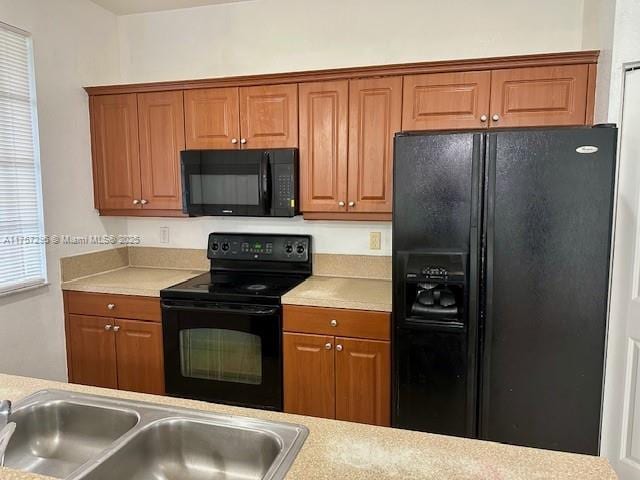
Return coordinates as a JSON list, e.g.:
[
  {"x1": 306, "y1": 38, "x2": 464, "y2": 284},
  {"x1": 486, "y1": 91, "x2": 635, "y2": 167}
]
[{"x1": 392, "y1": 126, "x2": 617, "y2": 455}]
